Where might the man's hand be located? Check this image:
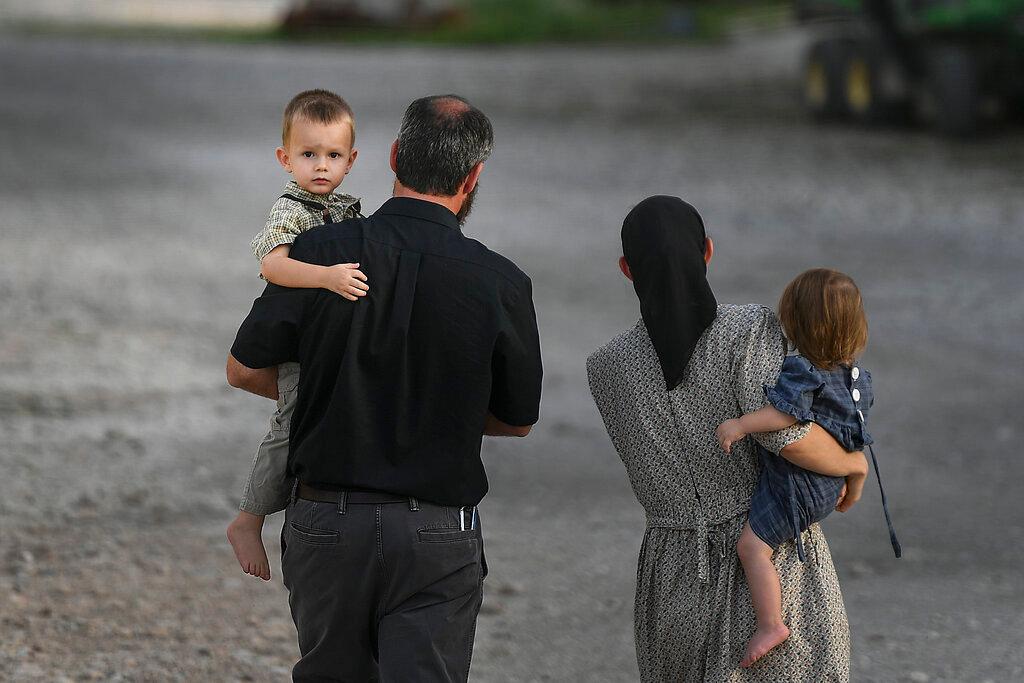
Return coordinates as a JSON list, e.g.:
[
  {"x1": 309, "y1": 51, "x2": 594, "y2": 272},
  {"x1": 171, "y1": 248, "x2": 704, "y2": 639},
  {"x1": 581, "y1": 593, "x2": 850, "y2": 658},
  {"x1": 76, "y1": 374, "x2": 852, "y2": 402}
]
[
  {"x1": 836, "y1": 471, "x2": 866, "y2": 513},
  {"x1": 716, "y1": 419, "x2": 747, "y2": 454},
  {"x1": 226, "y1": 354, "x2": 279, "y2": 400},
  {"x1": 320, "y1": 263, "x2": 369, "y2": 301}
]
